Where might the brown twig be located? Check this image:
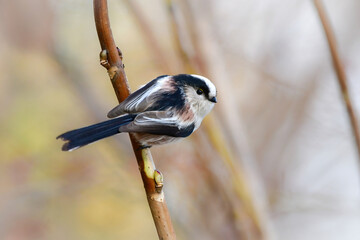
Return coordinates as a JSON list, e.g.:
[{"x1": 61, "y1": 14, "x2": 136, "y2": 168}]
[
  {"x1": 313, "y1": 0, "x2": 360, "y2": 161},
  {"x1": 166, "y1": 1, "x2": 273, "y2": 239},
  {"x1": 93, "y1": 1, "x2": 176, "y2": 239}
]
